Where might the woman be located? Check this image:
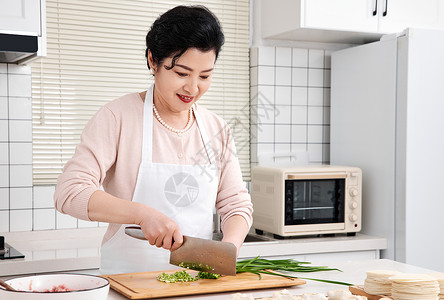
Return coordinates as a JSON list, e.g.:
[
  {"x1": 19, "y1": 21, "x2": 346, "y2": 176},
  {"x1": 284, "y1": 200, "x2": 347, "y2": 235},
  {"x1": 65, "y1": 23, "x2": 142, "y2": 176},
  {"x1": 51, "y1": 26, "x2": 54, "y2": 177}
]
[{"x1": 54, "y1": 5, "x2": 253, "y2": 274}]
